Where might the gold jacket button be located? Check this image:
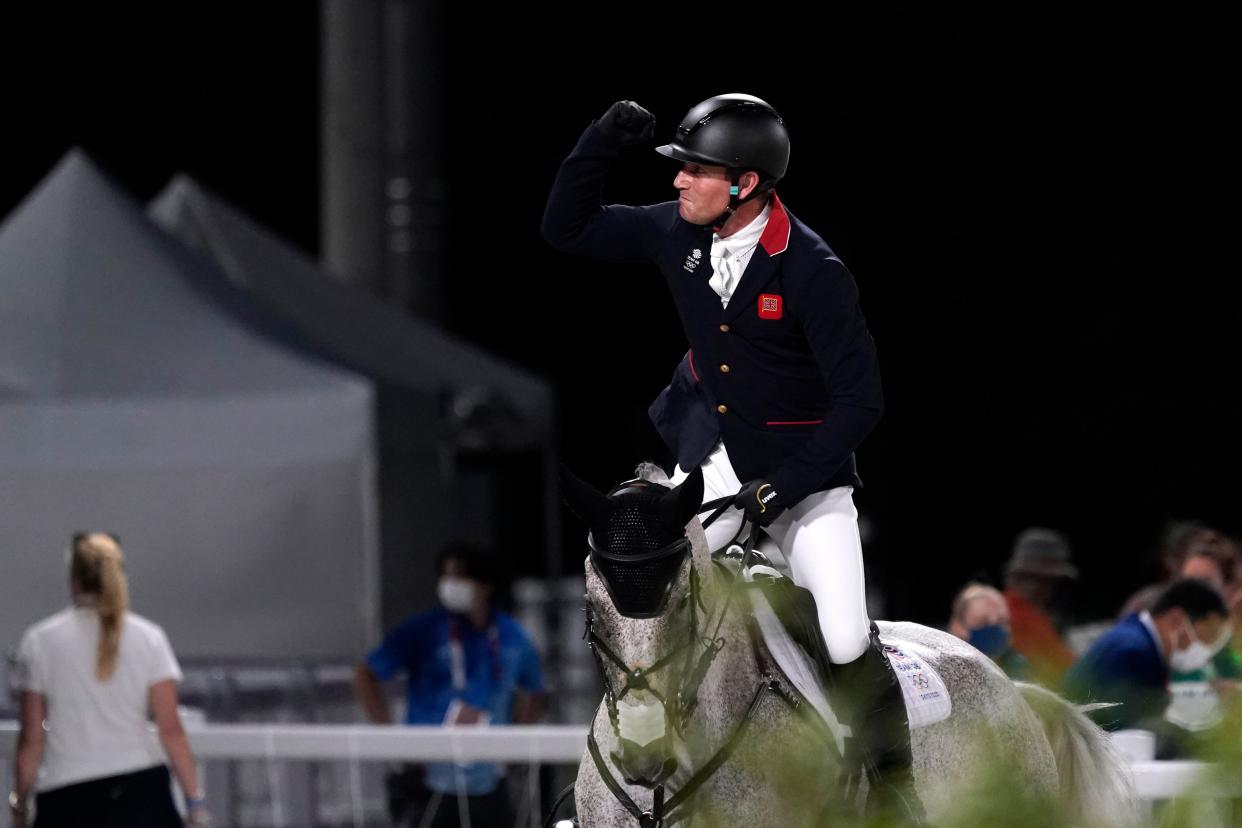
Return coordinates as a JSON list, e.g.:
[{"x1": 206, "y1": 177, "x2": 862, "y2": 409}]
[
  {"x1": 717, "y1": 404, "x2": 728, "y2": 415},
  {"x1": 719, "y1": 364, "x2": 730, "y2": 373},
  {"x1": 719, "y1": 324, "x2": 730, "y2": 333}
]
